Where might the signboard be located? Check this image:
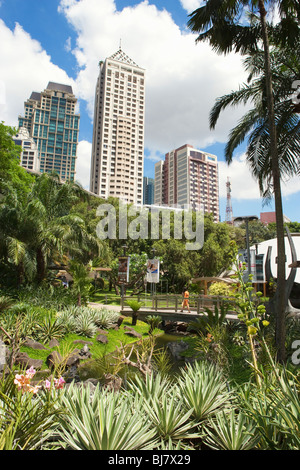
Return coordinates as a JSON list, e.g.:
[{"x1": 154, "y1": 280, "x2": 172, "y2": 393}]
[
  {"x1": 238, "y1": 250, "x2": 265, "y2": 283},
  {"x1": 118, "y1": 256, "x2": 130, "y2": 283},
  {"x1": 146, "y1": 258, "x2": 160, "y2": 284},
  {"x1": 254, "y1": 254, "x2": 265, "y2": 283}
]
